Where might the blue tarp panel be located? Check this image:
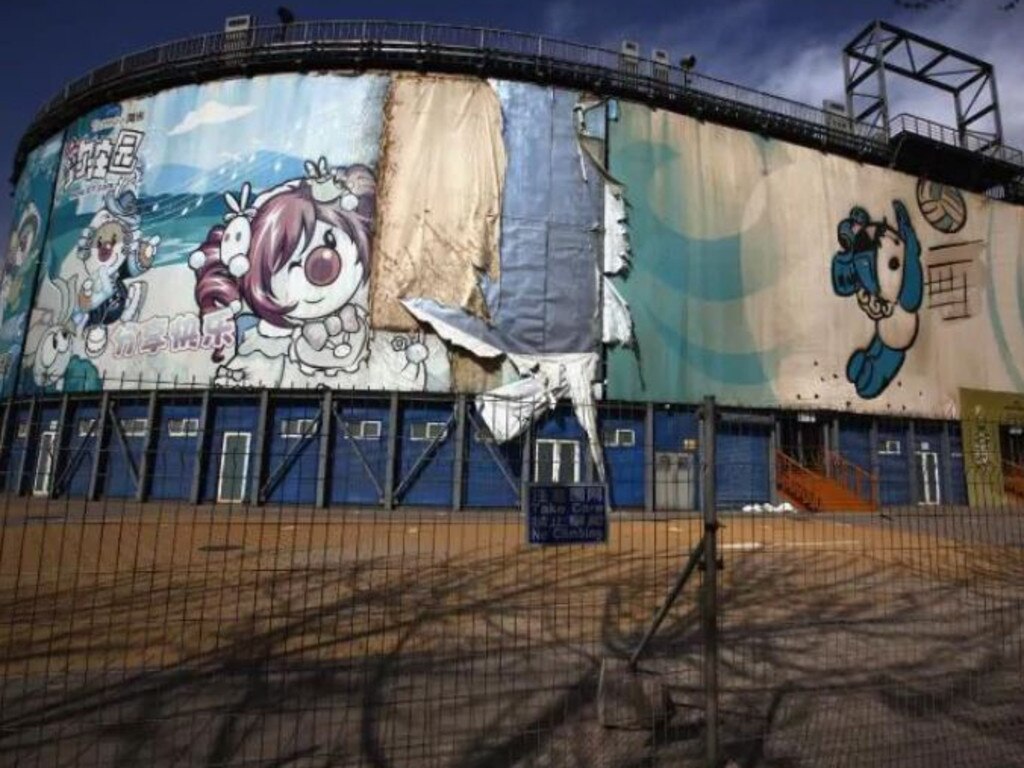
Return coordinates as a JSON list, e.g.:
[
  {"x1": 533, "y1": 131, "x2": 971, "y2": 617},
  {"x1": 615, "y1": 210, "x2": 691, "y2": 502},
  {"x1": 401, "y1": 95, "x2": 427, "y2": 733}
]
[
  {"x1": 489, "y1": 83, "x2": 602, "y2": 354},
  {"x1": 265, "y1": 401, "x2": 320, "y2": 506},
  {"x1": 150, "y1": 402, "x2": 201, "y2": 501},
  {"x1": 877, "y1": 421, "x2": 910, "y2": 506},
  {"x1": 715, "y1": 423, "x2": 771, "y2": 509},
  {"x1": 203, "y1": 401, "x2": 259, "y2": 504},
  {"x1": 600, "y1": 408, "x2": 645, "y2": 508},
  {"x1": 396, "y1": 402, "x2": 456, "y2": 507},
  {"x1": 464, "y1": 404, "x2": 521, "y2": 508},
  {"x1": 330, "y1": 401, "x2": 389, "y2": 506},
  {"x1": 61, "y1": 402, "x2": 100, "y2": 498},
  {"x1": 105, "y1": 401, "x2": 148, "y2": 499}
]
